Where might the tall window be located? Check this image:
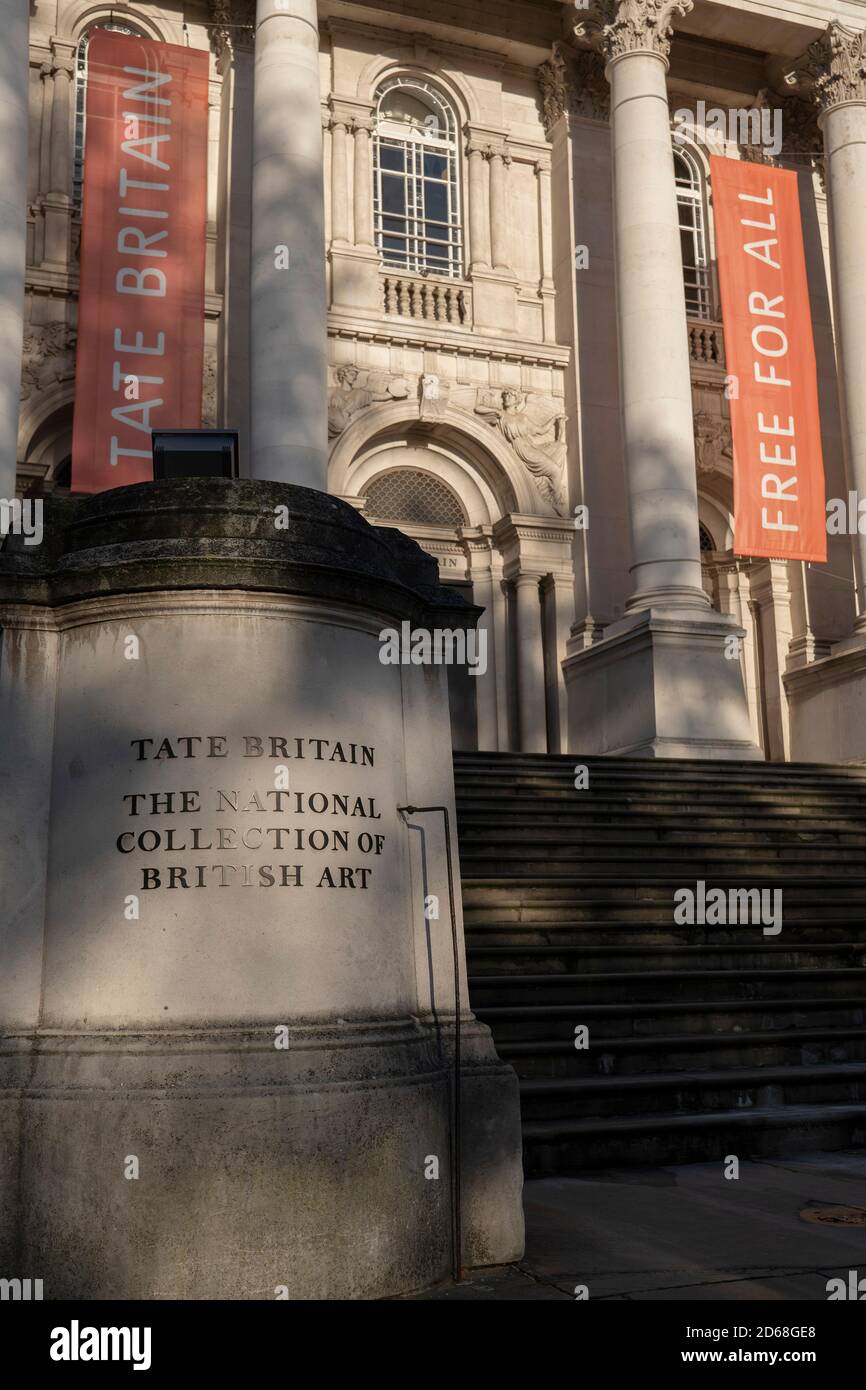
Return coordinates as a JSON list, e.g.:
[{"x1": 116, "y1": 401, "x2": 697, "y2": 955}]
[
  {"x1": 674, "y1": 148, "x2": 712, "y2": 319},
  {"x1": 73, "y1": 21, "x2": 142, "y2": 213},
  {"x1": 373, "y1": 77, "x2": 463, "y2": 279}
]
